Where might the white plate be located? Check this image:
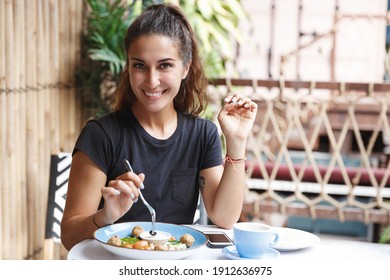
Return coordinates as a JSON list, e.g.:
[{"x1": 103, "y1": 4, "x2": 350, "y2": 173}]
[
  {"x1": 271, "y1": 227, "x2": 320, "y2": 251},
  {"x1": 94, "y1": 222, "x2": 207, "y2": 260},
  {"x1": 222, "y1": 245, "x2": 280, "y2": 260}
]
